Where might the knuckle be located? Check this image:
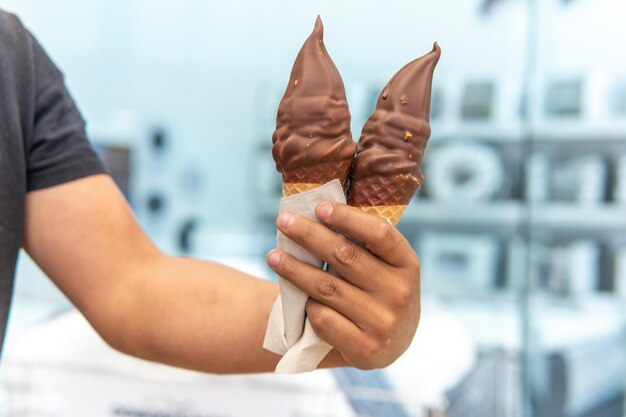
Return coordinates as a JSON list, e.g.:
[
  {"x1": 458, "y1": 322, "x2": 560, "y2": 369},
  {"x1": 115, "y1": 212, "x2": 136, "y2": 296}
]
[
  {"x1": 402, "y1": 249, "x2": 420, "y2": 271},
  {"x1": 333, "y1": 239, "x2": 358, "y2": 265},
  {"x1": 315, "y1": 275, "x2": 340, "y2": 300},
  {"x1": 392, "y1": 284, "x2": 412, "y2": 307},
  {"x1": 360, "y1": 338, "x2": 383, "y2": 360},
  {"x1": 375, "y1": 219, "x2": 395, "y2": 242},
  {"x1": 309, "y1": 307, "x2": 332, "y2": 333},
  {"x1": 305, "y1": 300, "x2": 318, "y2": 317},
  {"x1": 377, "y1": 311, "x2": 396, "y2": 340},
  {"x1": 369, "y1": 221, "x2": 405, "y2": 259},
  {"x1": 409, "y1": 254, "x2": 421, "y2": 270}
]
